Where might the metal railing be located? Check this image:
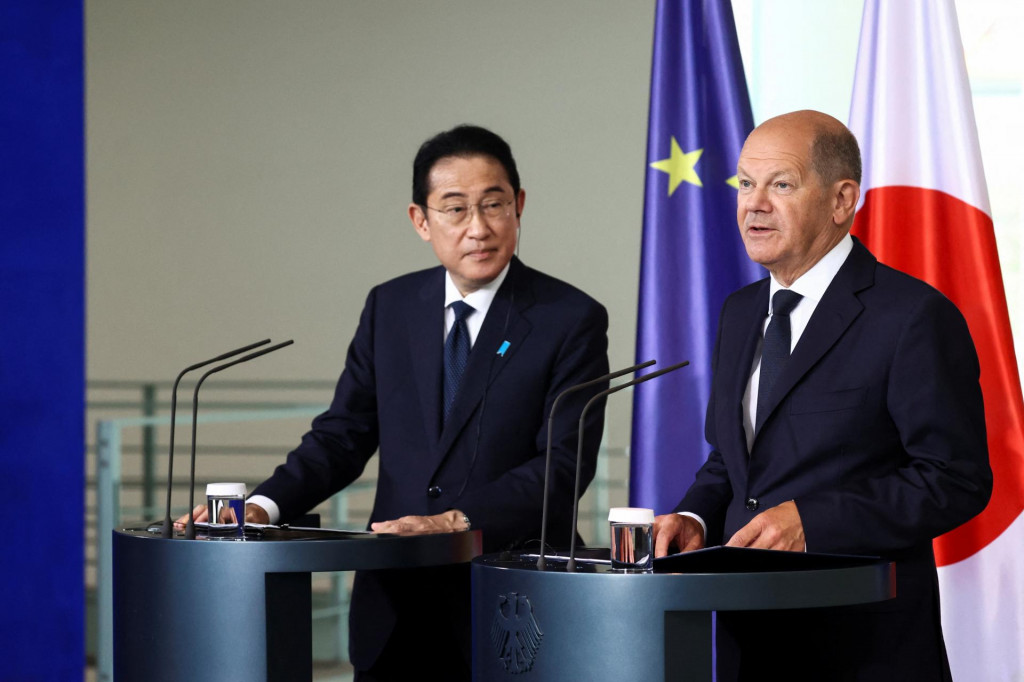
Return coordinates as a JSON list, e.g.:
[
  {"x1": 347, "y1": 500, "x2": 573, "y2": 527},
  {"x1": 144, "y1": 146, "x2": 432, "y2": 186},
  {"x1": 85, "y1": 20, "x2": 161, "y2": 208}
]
[
  {"x1": 87, "y1": 379, "x2": 336, "y2": 522},
  {"x1": 87, "y1": 380, "x2": 626, "y2": 682}
]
